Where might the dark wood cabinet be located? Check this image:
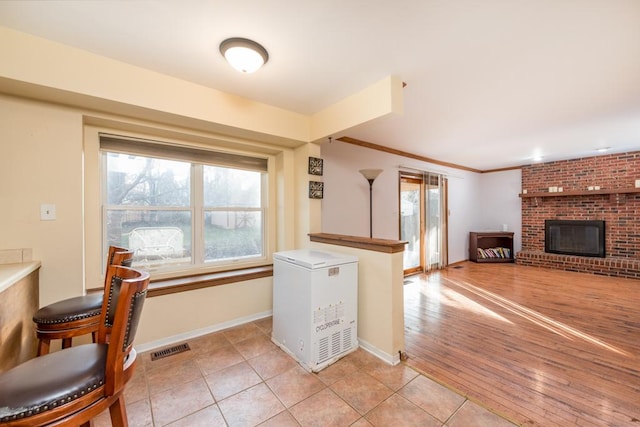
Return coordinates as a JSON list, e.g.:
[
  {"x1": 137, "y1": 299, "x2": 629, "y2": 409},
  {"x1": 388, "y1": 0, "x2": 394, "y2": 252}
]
[{"x1": 469, "y1": 232, "x2": 514, "y2": 263}]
